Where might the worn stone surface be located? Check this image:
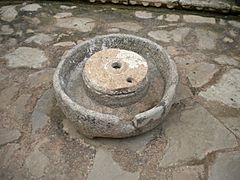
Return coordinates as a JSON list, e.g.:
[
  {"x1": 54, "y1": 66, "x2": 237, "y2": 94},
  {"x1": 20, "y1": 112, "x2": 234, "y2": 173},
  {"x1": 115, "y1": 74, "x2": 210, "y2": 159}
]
[
  {"x1": 88, "y1": 148, "x2": 139, "y2": 180},
  {"x1": 10, "y1": 94, "x2": 31, "y2": 120},
  {"x1": 165, "y1": 14, "x2": 180, "y2": 22},
  {"x1": 56, "y1": 17, "x2": 95, "y2": 32},
  {"x1": 148, "y1": 28, "x2": 190, "y2": 42},
  {"x1": 135, "y1": 11, "x2": 153, "y2": 19},
  {"x1": 60, "y1": 5, "x2": 77, "y2": 10},
  {"x1": 0, "y1": 25, "x2": 14, "y2": 35},
  {"x1": 109, "y1": 22, "x2": 142, "y2": 32},
  {"x1": 31, "y1": 88, "x2": 55, "y2": 133},
  {"x1": 25, "y1": 150, "x2": 49, "y2": 178},
  {"x1": 0, "y1": 5, "x2": 18, "y2": 22},
  {"x1": 0, "y1": 84, "x2": 19, "y2": 108},
  {"x1": 160, "y1": 104, "x2": 237, "y2": 167},
  {"x1": 0, "y1": 128, "x2": 21, "y2": 146},
  {"x1": 183, "y1": 15, "x2": 216, "y2": 24},
  {"x1": 28, "y1": 68, "x2": 55, "y2": 88},
  {"x1": 214, "y1": 55, "x2": 239, "y2": 66},
  {"x1": 5, "y1": 47, "x2": 48, "y2": 69},
  {"x1": 25, "y1": 33, "x2": 53, "y2": 45},
  {"x1": 171, "y1": 165, "x2": 205, "y2": 180},
  {"x1": 0, "y1": 143, "x2": 20, "y2": 166},
  {"x1": 208, "y1": 151, "x2": 240, "y2": 180},
  {"x1": 199, "y1": 69, "x2": 240, "y2": 108},
  {"x1": 20, "y1": 3, "x2": 42, "y2": 11},
  {"x1": 218, "y1": 116, "x2": 240, "y2": 138},
  {"x1": 53, "y1": 41, "x2": 76, "y2": 47},
  {"x1": 195, "y1": 29, "x2": 217, "y2": 50},
  {"x1": 228, "y1": 20, "x2": 240, "y2": 28},
  {"x1": 54, "y1": 12, "x2": 72, "y2": 19},
  {"x1": 187, "y1": 62, "x2": 219, "y2": 88}
]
